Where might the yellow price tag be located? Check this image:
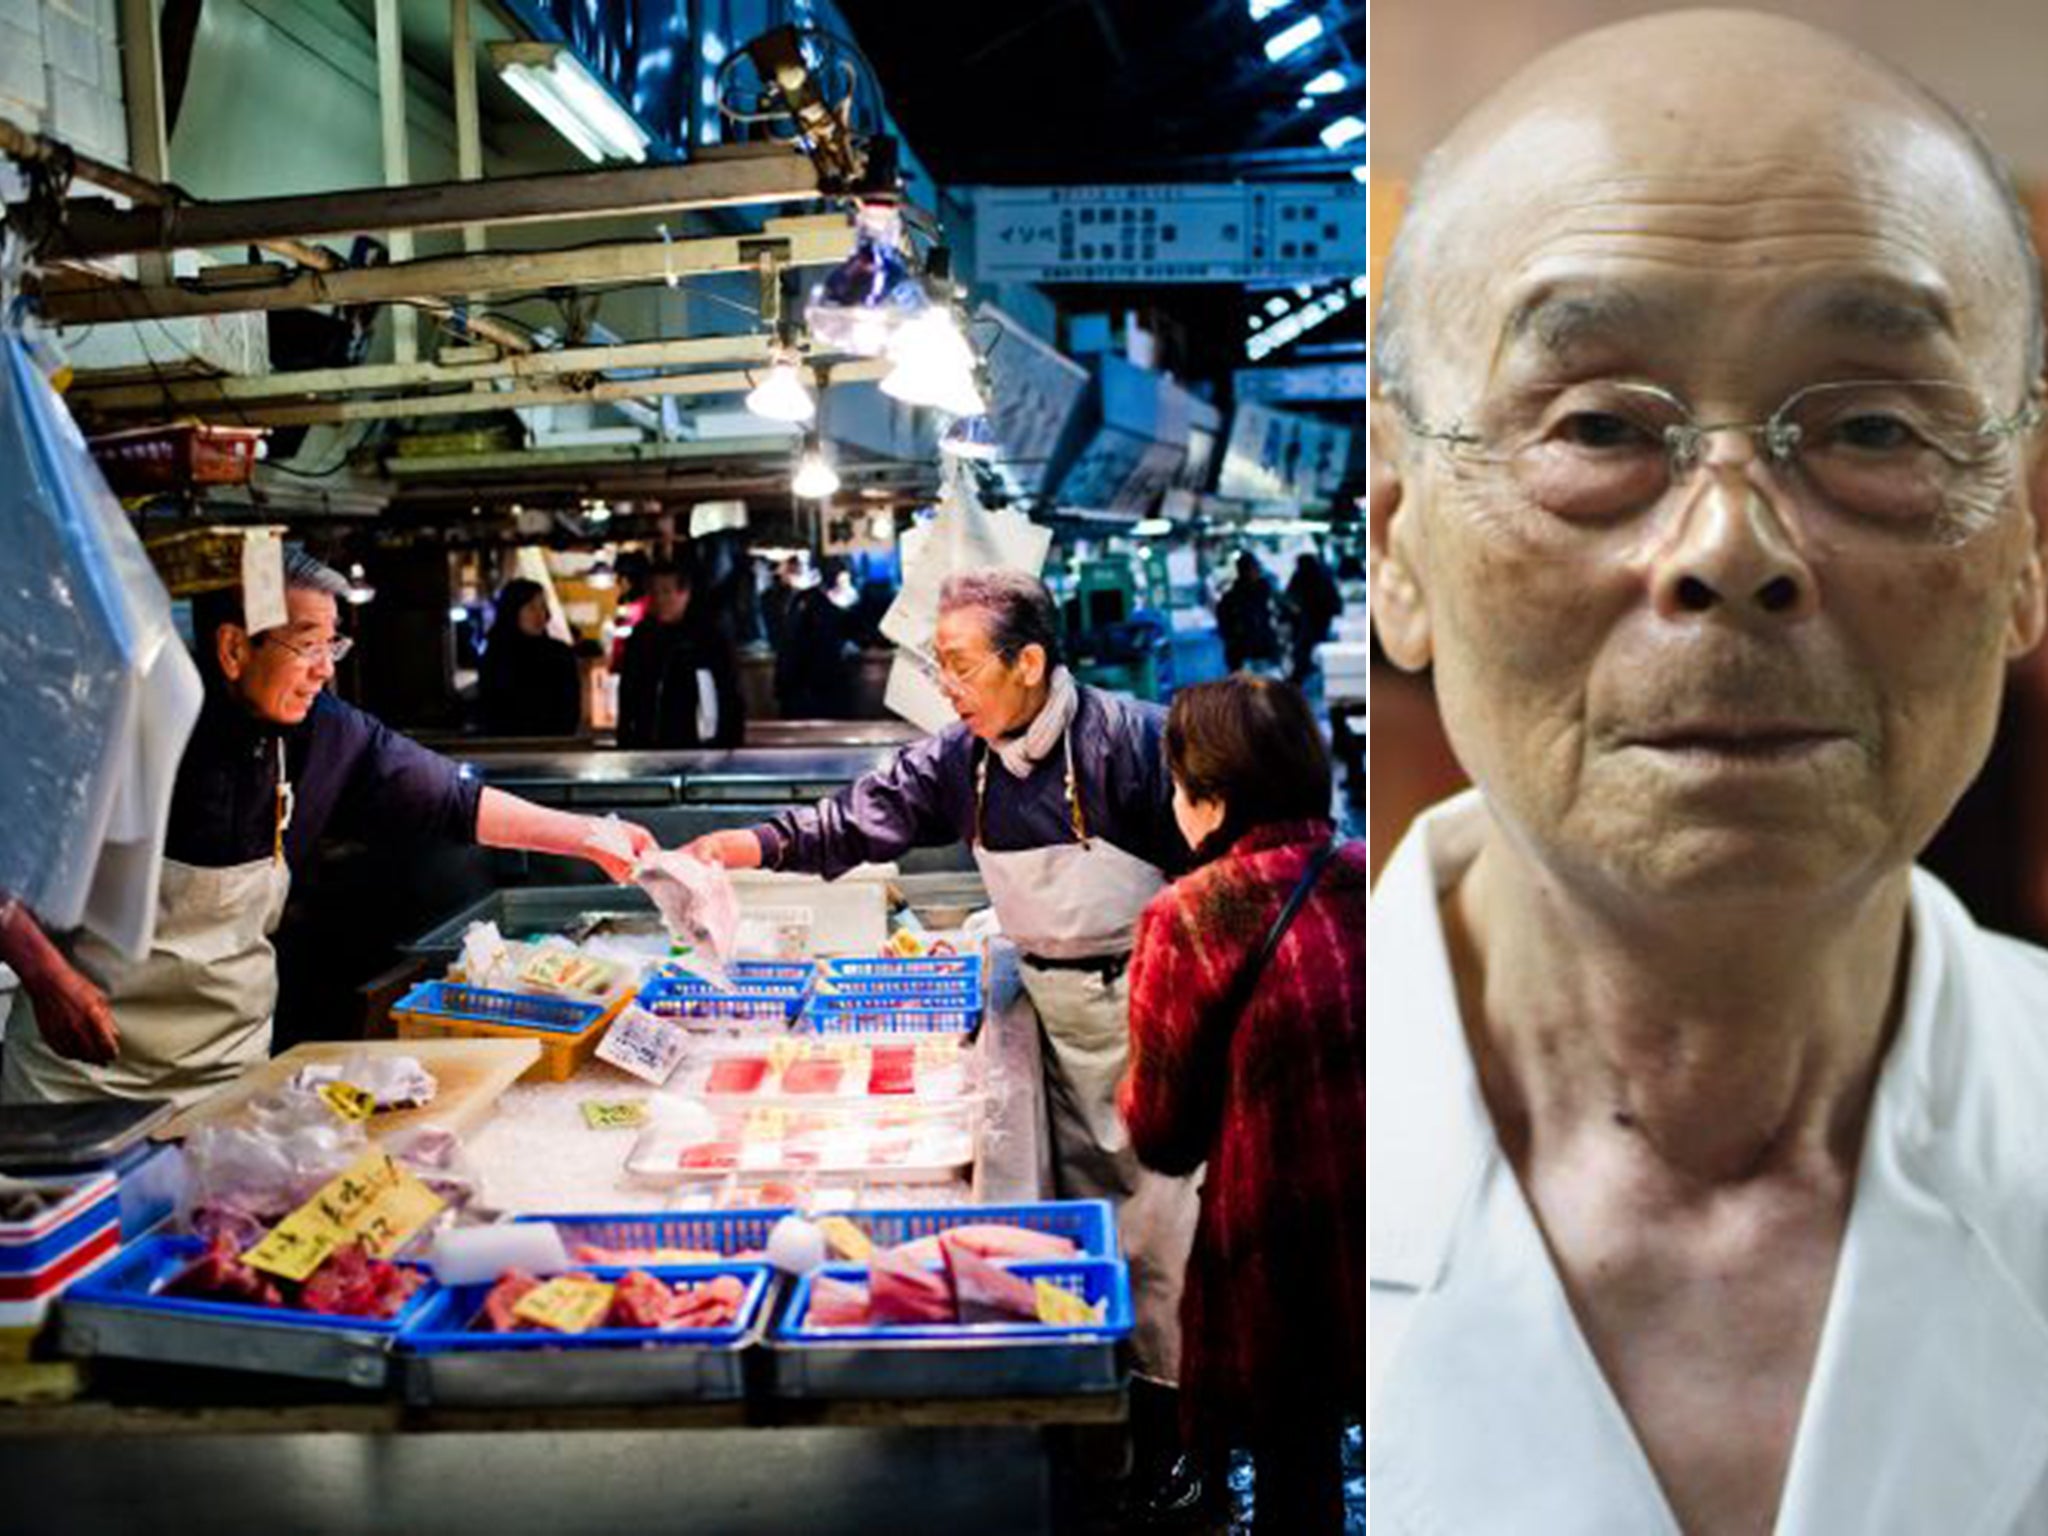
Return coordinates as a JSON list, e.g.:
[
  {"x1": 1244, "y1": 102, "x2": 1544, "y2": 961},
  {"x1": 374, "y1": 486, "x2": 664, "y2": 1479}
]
[
  {"x1": 768, "y1": 1038, "x2": 803, "y2": 1078},
  {"x1": 243, "y1": 1149, "x2": 446, "y2": 1282},
  {"x1": 818, "y1": 1216, "x2": 872, "y2": 1261},
  {"x1": 513, "y1": 1276, "x2": 617, "y2": 1334},
  {"x1": 580, "y1": 1100, "x2": 648, "y2": 1131},
  {"x1": 1034, "y1": 1279, "x2": 1105, "y2": 1327},
  {"x1": 317, "y1": 1081, "x2": 376, "y2": 1123}
]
